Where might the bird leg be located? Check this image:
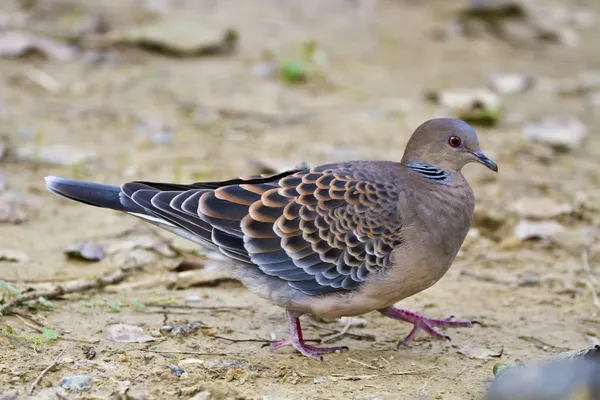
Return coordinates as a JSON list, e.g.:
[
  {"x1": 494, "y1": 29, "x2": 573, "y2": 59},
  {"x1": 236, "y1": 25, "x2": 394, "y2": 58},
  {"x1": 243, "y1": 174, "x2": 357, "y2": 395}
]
[
  {"x1": 266, "y1": 310, "x2": 348, "y2": 360},
  {"x1": 379, "y1": 306, "x2": 477, "y2": 349}
]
